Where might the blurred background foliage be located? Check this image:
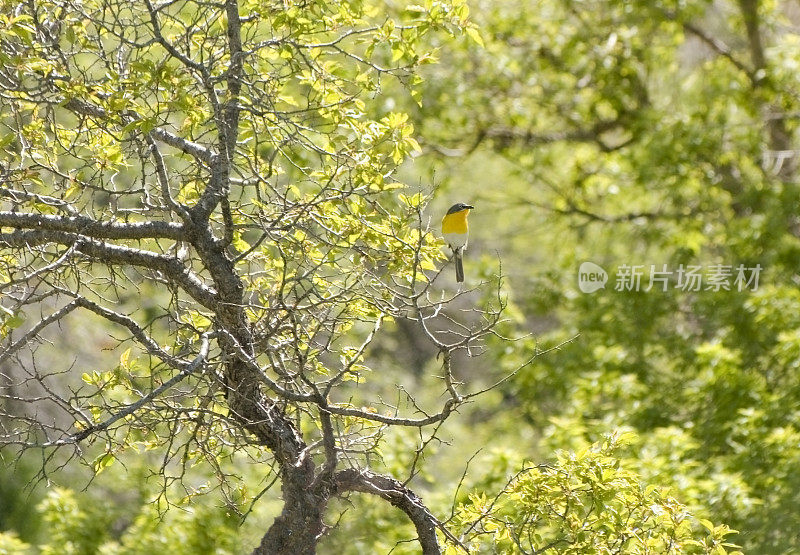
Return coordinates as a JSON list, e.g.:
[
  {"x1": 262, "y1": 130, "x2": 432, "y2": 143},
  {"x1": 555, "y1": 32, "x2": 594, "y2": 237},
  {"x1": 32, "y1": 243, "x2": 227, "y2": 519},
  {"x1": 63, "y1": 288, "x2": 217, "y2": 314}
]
[{"x1": 3, "y1": 0, "x2": 800, "y2": 552}]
